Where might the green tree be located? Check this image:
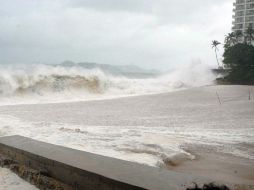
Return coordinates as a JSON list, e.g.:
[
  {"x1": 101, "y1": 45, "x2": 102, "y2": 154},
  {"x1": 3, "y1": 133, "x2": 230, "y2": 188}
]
[
  {"x1": 225, "y1": 32, "x2": 237, "y2": 47},
  {"x1": 224, "y1": 31, "x2": 243, "y2": 49},
  {"x1": 223, "y1": 43, "x2": 254, "y2": 84},
  {"x1": 211, "y1": 40, "x2": 221, "y2": 68}
]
